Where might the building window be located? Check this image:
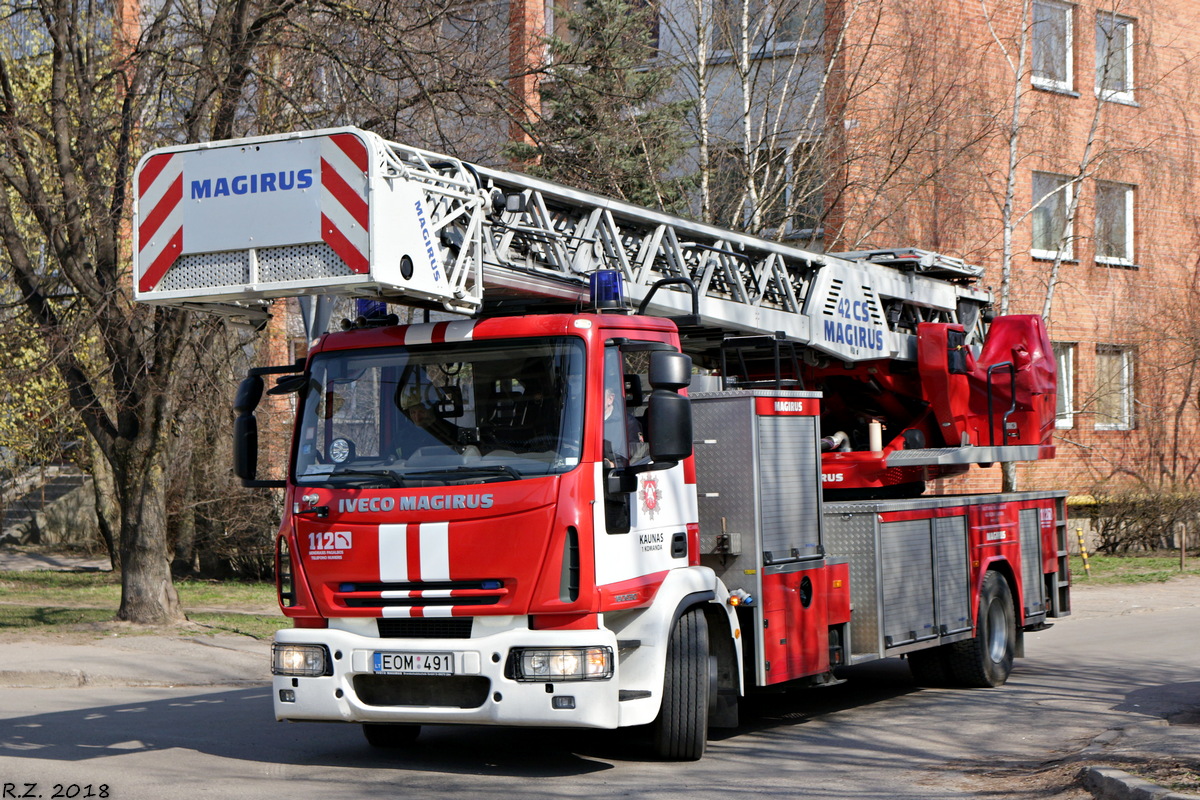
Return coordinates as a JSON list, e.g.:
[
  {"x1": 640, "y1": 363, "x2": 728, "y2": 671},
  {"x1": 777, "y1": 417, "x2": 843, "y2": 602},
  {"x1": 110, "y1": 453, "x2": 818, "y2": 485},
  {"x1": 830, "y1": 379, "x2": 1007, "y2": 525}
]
[
  {"x1": 713, "y1": 0, "x2": 822, "y2": 57},
  {"x1": 1053, "y1": 342, "x2": 1074, "y2": 429},
  {"x1": 763, "y1": 145, "x2": 824, "y2": 236},
  {"x1": 1032, "y1": 0, "x2": 1073, "y2": 93},
  {"x1": 1096, "y1": 13, "x2": 1134, "y2": 102},
  {"x1": 1094, "y1": 346, "x2": 1133, "y2": 430},
  {"x1": 549, "y1": 0, "x2": 660, "y2": 52},
  {"x1": 1031, "y1": 172, "x2": 1073, "y2": 260},
  {"x1": 1094, "y1": 181, "x2": 1134, "y2": 266},
  {"x1": 710, "y1": 144, "x2": 824, "y2": 237}
]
